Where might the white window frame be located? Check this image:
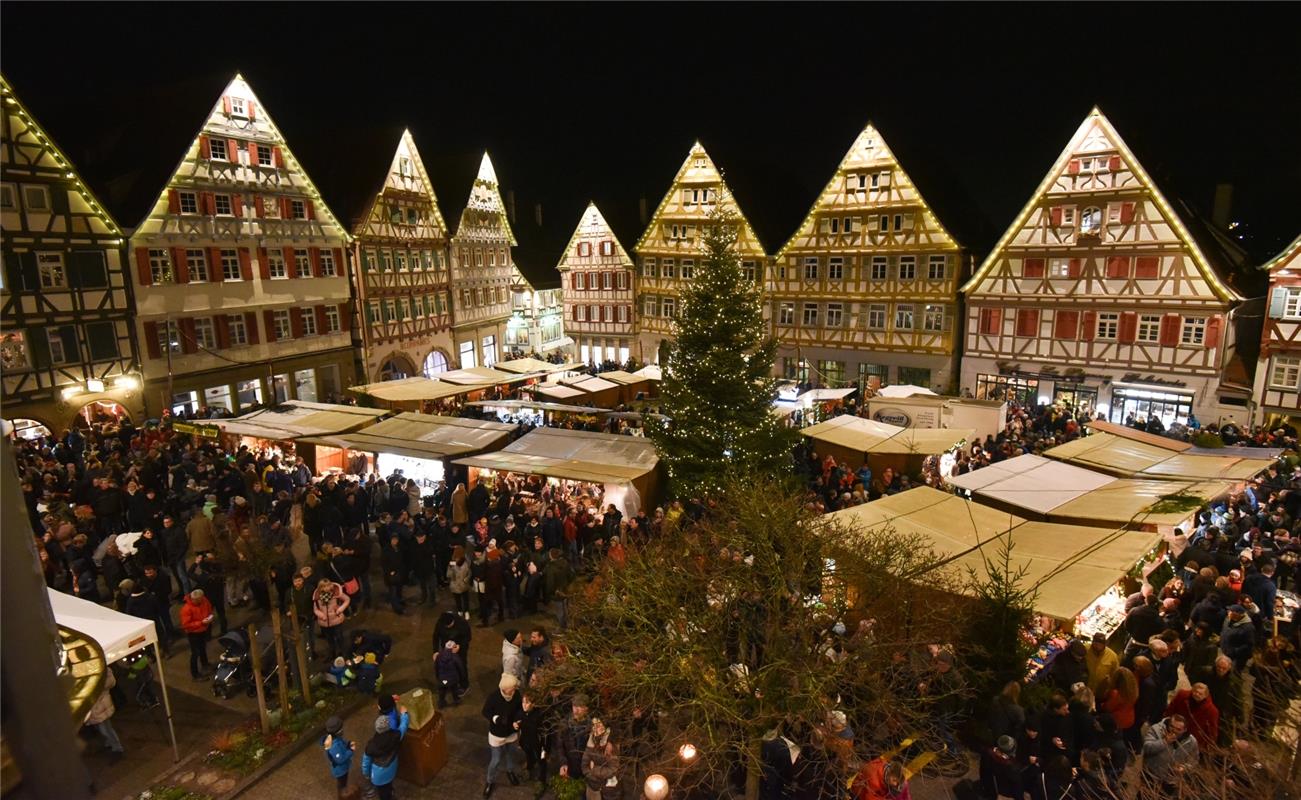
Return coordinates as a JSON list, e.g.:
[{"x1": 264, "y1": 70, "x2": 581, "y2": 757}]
[
  {"x1": 662, "y1": 297, "x2": 676, "y2": 318},
  {"x1": 1270, "y1": 355, "x2": 1301, "y2": 390},
  {"x1": 742, "y1": 261, "x2": 757, "y2": 282},
  {"x1": 178, "y1": 191, "x2": 199, "y2": 214},
  {"x1": 577, "y1": 305, "x2": 587, "y2": 322},
  {"x1": 870, "y1": 257, "x2": 888, "y2": 281},
  {"x1": 642, "y1": 258, "x2": 657, "y2": 278},
  {"x1": 194, "y1": 317, "x2": 216, "y2": 350},
  {"x1": 923, "y1": 304, "x2": 946, "y2": 332},
  {"x1": 1181, "y1": 316, "x2": 1206, "y2": 346},
  {"x1": 803, "y1": 257, "x2": 819, "y2": 281},
  {"x1": 221, "y1": 249, "x2": 240, "y2": 281},
  {"x1": 149, "y1": 248, "x2": 173, "y2": 284},
  {"x1": 273, "y1": 310, "x2": 291, "y2": 340},
  {"x1": 828, "y1": 257, "x2": 844, "y2": 281},
  {"x1": 1096, "y1": 312, "x2": 1119, "y2": 340},
  {"x1": 186, "y1": 248, "x2": 209, "y2": 282},
  {"x1": 1080, "y1": 206, "x2": 1102, "y2": 235},
  {"x1": 680, "y1": 260, "x2": 694, "y2": 280},
  {"x1": 616, "y1": 271, "x2": 629, "y2": 290},
  {"x1": 1049, "y1": 258, "x2": 1071, "y2": 278},
  {"x1": 229, "y1": 96, "x2": 247, "y2": 117},
  {"x1": 257, "y1": 146, "x2": 273, "y2": 167},
  {"x1": 928, "y1": 255, "x2": 947, "y2": 280},
  {"x1": 209, "y1": 138, "x2": 228, "y2": 161},
  {"x1": 867, "y1": 304, "x2": 887, "y2": 330},
  {"x1": 894, "y1": 304, "x2": 914, "y2": 331},
  {"x1": 801, "y1": 304, "x2": 819, "y2": 327},
  {"x1": 37, "y1": 252, "x2": 66, "y2": 289},
  {"x1": 778, "y1": 302, "x2": 795, "y2": 326},
  {"x1": 826, "y1": 303, "x2": 844, "y2": 328},
  {"x1": 267, "y1": 251, "x2": 288, "y2": 279},
  {"x1": 227, "y1": 314, "x2": 248, "y2": 347},
  {"x1": 295, "y1": 252, "x2": 311, "y2": 277},
  {"x1": 46, "y1": 327, "x2": 73, "y2": 364},
  {"x1": 1283, "y1": 288, "x2": 1301, "y2": 319},
  {"x1": 319, "y1": 249, "x2": 337, "y2": 277},
  {"x1": 600, "y1": 241, "x2": 613, "y2": 256},
  {"x1": 661, "y1": 259, "x2": 676, "y2": 279},
  {"x1": 643, "y1": 297, "x2": 657, "y2": 318},
  {"x1": 898, "y1": 256, "x2": 916, "y2": 281},
  {"x1": 1137, "y1": 314, "x2": 1161, "y2": 343},
  {"x1": 301, "y1": 308, "x2": 318, "y2": 336},
  {"x1": 290, "y1": 199, "x2": 306, "y2": 219},
  {"x1": 157, "y1": 320, "x2": 182, "y2": 355},
  {"x1": 214, "y1": 194, "x2": 233, "y2": 216}
]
